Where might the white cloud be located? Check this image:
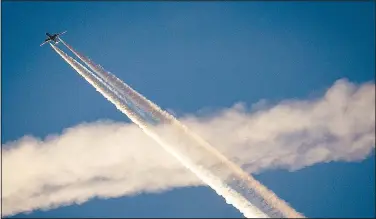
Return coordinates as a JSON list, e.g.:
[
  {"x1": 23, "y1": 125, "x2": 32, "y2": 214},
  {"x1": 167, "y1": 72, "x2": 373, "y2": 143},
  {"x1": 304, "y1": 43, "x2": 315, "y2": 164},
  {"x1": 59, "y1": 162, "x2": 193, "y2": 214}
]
[{"x1": 2, "y1": 78, "x2": 375, "y2": 216}]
